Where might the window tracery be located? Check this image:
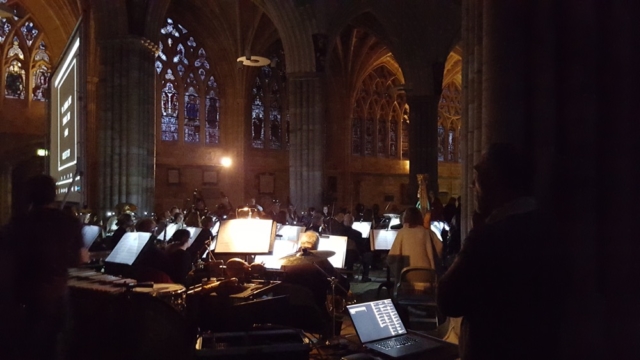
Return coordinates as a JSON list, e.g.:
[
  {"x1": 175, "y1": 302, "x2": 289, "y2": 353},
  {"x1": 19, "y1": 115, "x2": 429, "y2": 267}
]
[
  {"x1": 249, "y1": 41, "x2": 288, "y2": 150},
  {"x1": 351, "y1": 65, "x2": 408, "y2": 158},
  {"x1": 1, "y1": 11, "x2": 50, "y2": 101},
  {"x1": 156, "y1": 18, "x2": 220, "y2": 144},
  {"x1": 437, "y1": 81, "x2": 461, "y2": 162}
]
